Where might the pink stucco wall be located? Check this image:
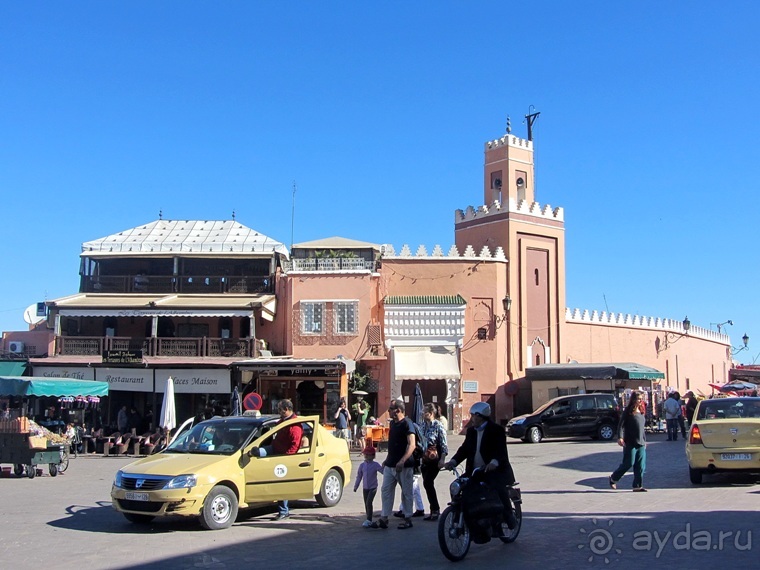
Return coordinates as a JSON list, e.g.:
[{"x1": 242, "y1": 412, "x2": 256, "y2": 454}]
[{"x1": 563, "y1": 320, "x2": 731, "y2": 396}]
